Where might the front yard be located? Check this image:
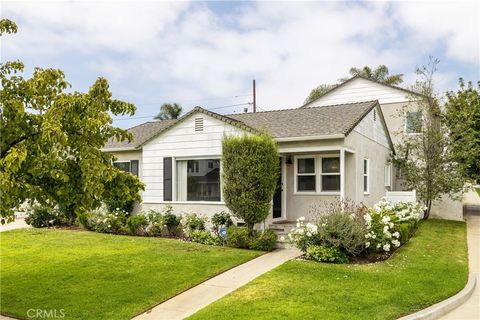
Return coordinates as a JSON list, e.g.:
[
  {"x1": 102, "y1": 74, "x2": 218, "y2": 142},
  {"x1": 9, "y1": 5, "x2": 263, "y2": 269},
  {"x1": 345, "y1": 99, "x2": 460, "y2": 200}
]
[
  {"x1": 189, "y1": 220, "x2": 468, "y2": 320},
  {"x1": 0, "y1": 229, "x2": 262, "y2": 320}
]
